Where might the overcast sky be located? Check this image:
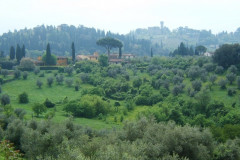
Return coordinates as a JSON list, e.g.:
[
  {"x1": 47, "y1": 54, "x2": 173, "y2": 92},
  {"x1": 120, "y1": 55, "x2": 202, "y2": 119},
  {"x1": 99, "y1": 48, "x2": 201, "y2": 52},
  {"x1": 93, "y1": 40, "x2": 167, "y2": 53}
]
[{"x1": 0, "y1": 0, "x2": 240, "y2": 35}]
